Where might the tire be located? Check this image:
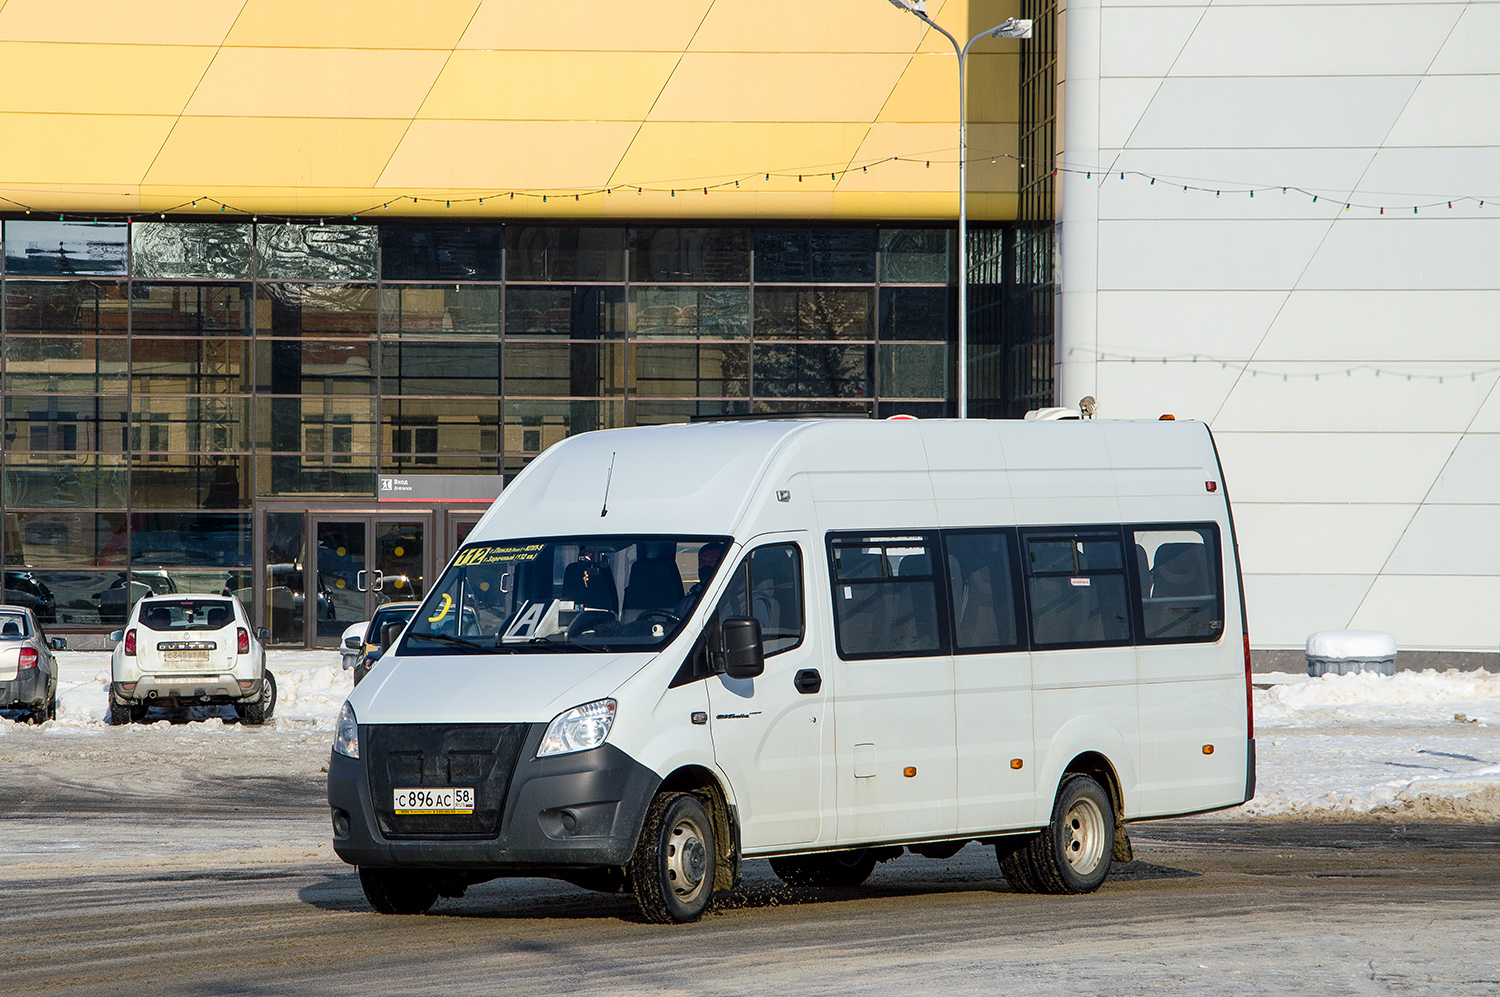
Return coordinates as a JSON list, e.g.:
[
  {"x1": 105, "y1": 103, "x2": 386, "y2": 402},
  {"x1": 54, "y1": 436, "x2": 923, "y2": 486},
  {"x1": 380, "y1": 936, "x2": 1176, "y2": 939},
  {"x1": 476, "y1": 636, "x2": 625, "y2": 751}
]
[
  {"x1": 109, "y1": 697, "x2": 144, "y2": 725},
  {"x1": 236, "y1": 670, "x2": 276, "y2": 726},
  {"x1": 996, "y1": 837, "x2": 1044, "y2": 894},
  {"x1": 630, "y1": 792, "x2": 717, "y2": 924},
  {"x1": 769, "y1": 849, "x2": 880, "y2": 888},
  {"x1": 358, "y1": 867, "x2": 439, "y2": 915},
  {"x1": 1025, "y1": 775, "x2": 1115, "y2": 895},
  {"x1": 46, "y1": 688, "x2": 57, "y2": 722}
]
